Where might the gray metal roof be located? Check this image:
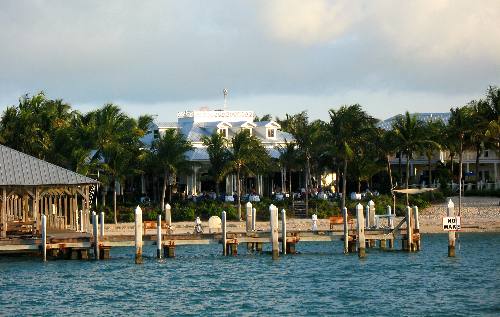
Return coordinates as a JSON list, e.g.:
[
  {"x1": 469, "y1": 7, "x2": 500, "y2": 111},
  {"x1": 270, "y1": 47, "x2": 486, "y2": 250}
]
[
  {"x1": 378, "y1": 112, "x2": 451, "y2": 130},
  {"x1": 0, "y1": 144, "x2": 98, "y2": 186}
]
